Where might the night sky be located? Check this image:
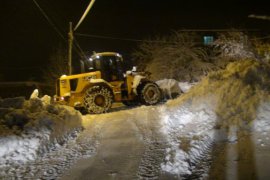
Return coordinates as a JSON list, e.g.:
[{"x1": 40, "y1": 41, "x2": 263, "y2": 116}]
[{"x1": 0, "y1": 0, "x2": 269, "y2": 81}]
